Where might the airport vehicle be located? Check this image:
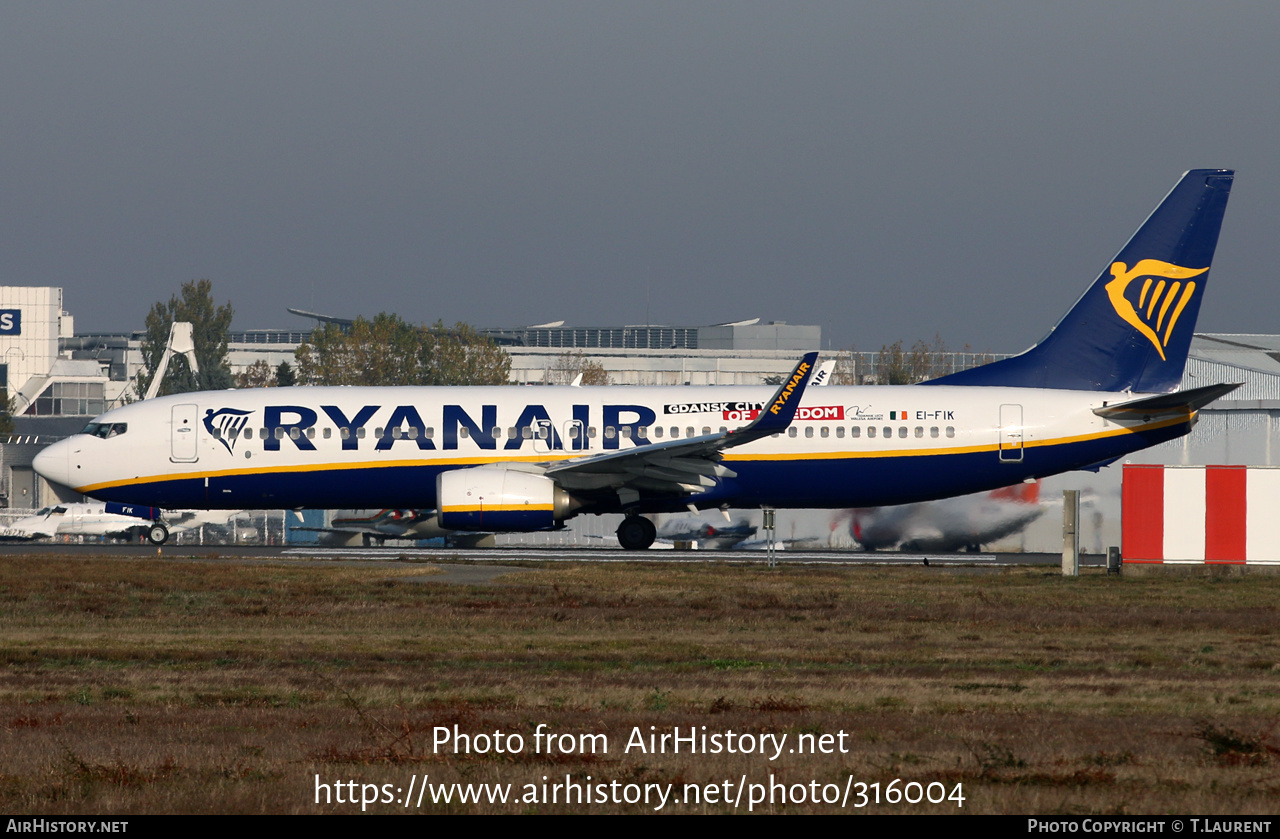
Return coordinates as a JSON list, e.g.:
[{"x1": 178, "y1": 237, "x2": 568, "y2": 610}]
[
  {"x1": 838, "y1": 481, "x2": 1044, "y2": 552},
  {"x1": 0, "y1": 503, "x2": 243, "y2": 543},
  {"x1": 33, "y1": 170, "x2": 1237, "y2": 550}
]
